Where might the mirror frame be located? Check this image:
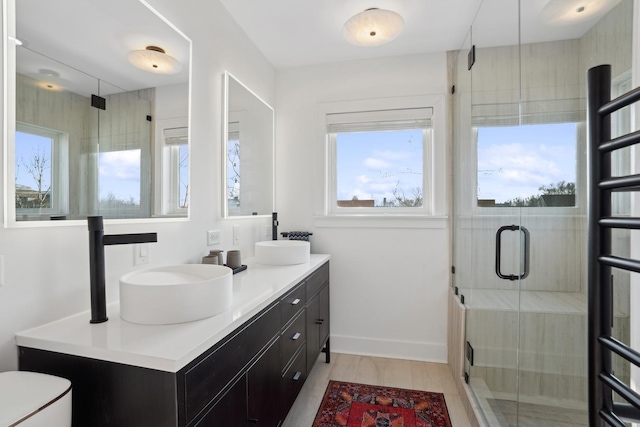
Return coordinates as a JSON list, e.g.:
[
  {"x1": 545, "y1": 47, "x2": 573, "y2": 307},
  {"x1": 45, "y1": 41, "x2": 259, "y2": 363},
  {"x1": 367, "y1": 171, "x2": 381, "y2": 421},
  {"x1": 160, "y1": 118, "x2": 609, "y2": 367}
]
[
  {"x1": 3, "y1": 0, "x2": 193, "y2": 227},
  {"x1": 222, "y1": 71, "x2": 275, "y2": 219}
]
